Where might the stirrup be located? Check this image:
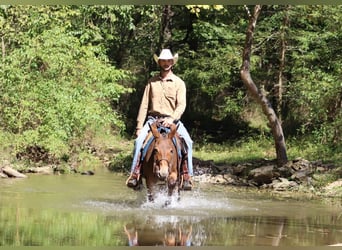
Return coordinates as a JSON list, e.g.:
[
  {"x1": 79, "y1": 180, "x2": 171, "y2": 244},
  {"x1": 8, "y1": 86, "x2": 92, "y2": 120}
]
[
  {"x1": 126, "y1": 174, "x2": 140, "y2": 189},
  {"x1": 180, "y1": 175, "x2": 193, "y2": 191},
  {"x1": 182, "y1": 180, "x2": 193, "y2": 191}
]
